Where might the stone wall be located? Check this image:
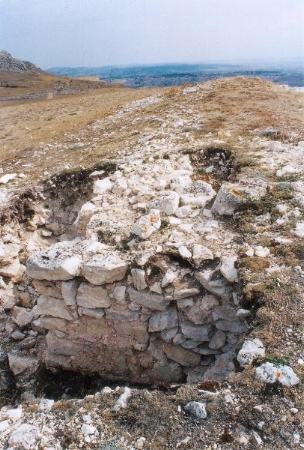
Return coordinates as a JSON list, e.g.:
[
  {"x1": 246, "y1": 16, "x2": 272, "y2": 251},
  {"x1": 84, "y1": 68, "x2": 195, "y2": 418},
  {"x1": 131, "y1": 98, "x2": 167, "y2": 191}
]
[{"x1": 23, "y1": 154, "x2": 257, "y2": 385}]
